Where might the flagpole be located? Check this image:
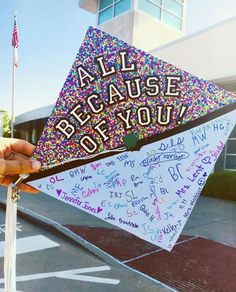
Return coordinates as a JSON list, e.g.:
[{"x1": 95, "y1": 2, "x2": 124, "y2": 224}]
[
  {"x1": 11, "y1": 48, "x2": 16, "y2": 138},
  {"x1": 11, "y1": 13, "x2": 18, "y2": 138},
  {"x1": 4, "y1": 13, "x2": 18, "y2": 292}
]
